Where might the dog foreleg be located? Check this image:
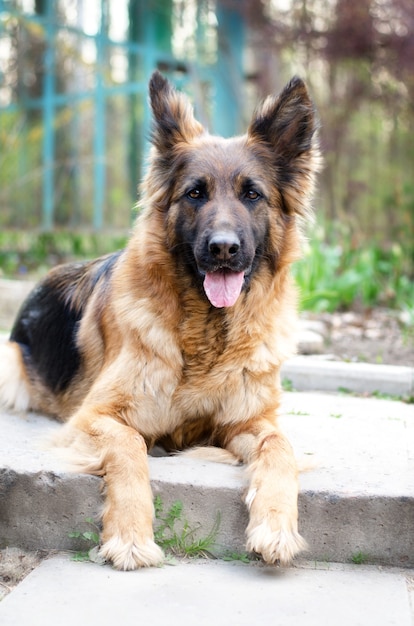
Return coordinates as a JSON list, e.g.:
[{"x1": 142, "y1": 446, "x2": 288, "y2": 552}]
[
  {"x1": 226, "y1": 422, "x2": 307, "y2": 565},
  {"x1": 63, "y1": 411, "x2": 164, "y2": 570}
]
